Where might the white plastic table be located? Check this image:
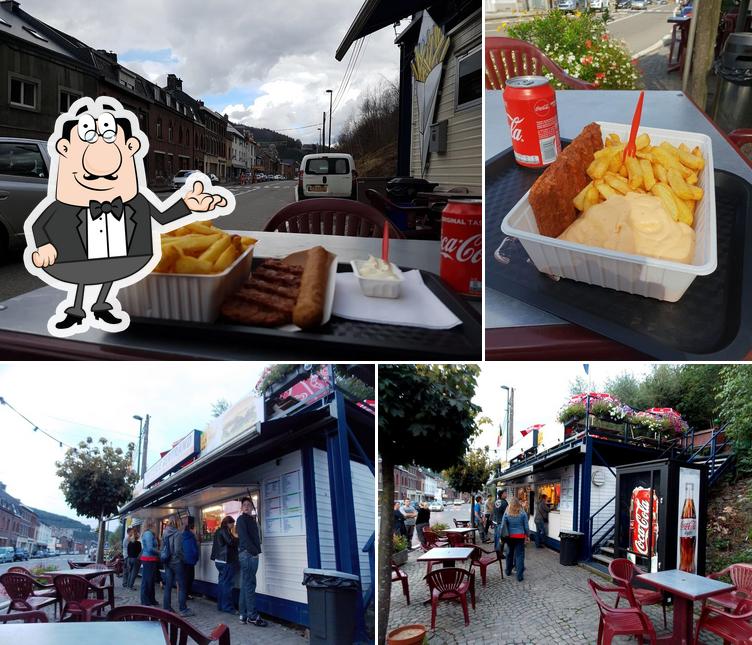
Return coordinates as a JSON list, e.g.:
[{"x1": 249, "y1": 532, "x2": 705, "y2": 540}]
[{"x1": 0, "y1": 621, "x2": 167, "y2": 644}]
